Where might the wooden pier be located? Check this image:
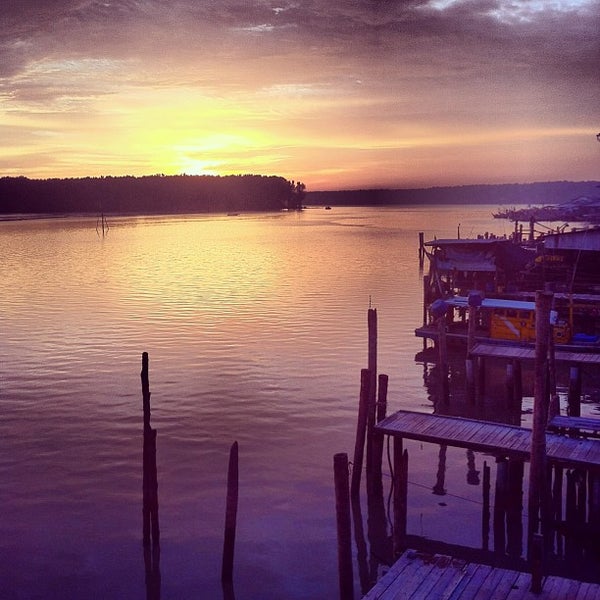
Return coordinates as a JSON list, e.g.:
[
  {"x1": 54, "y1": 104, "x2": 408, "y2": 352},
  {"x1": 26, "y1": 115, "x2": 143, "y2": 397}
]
[
  {"x1": 470, "y1": 342, "x2": 600, "y2": 366},
  {"x1": 376, "y1": 410, "x2": 600, "y2": 469},
  {"x1": 363, "y1": 549, "x2": 600, "y2": 599}
]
